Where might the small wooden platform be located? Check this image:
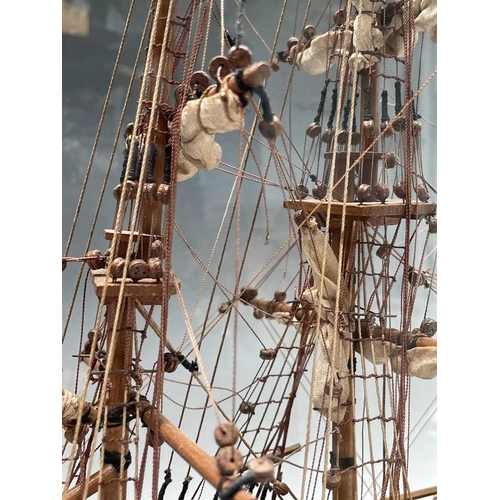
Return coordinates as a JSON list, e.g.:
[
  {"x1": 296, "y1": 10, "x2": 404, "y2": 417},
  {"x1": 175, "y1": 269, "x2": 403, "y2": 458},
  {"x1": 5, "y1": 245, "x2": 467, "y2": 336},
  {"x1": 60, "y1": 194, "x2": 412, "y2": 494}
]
[
  {"x1": 103, "y1": 229, "x2": 165, "y2": 242},
  {"x1": 283, "y1": 199, "x2": 437, "y2": 226},
  {"x1": 91, "y1": 269, "x2": 179, "y2": 305}
]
